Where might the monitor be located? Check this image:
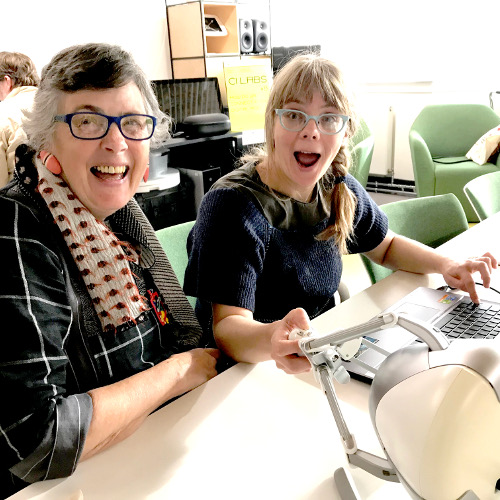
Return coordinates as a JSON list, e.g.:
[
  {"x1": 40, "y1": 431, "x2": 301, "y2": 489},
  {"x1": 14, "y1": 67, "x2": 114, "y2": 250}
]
[
  {"x1": 271, "y1": 45, "x2": 321, "y2": 75},
  {"x1": 151, "y1": 77, "x2": 224, "y2": 133}
]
